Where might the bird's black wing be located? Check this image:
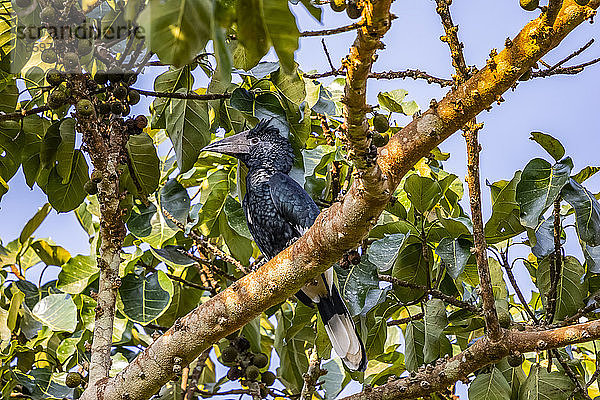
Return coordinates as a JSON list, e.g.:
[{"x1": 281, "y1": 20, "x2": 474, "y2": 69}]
[{"x1": 268, "y1": 172, "x2": 321, "y2": 237}]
